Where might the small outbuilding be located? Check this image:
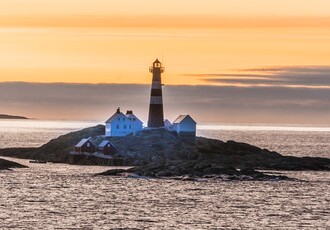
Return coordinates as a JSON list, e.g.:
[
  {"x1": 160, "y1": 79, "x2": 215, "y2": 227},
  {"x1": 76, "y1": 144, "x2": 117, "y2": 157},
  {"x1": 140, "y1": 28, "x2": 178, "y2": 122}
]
[
  {"x1": 75, "y1": 138, "x2": 96, "y2": 154},
  {"x1": 164, "y1": 119, "x2": 173, "y2": 131},
  {"x1": 172, "y1": 115, "x2": 197, "y2": 138},
  {"x1": 98, "y1": 140, "x2": 115, "y2": 155}
]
